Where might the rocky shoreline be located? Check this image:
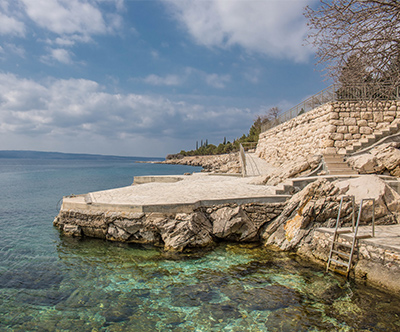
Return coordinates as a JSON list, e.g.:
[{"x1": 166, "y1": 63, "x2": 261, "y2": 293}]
[
  {"x1": 54, "y1": 174, "x2": 400, "y2": 293},
  {"x1": 161, "y1": 153, "x2": 241, "y2": 174}
]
